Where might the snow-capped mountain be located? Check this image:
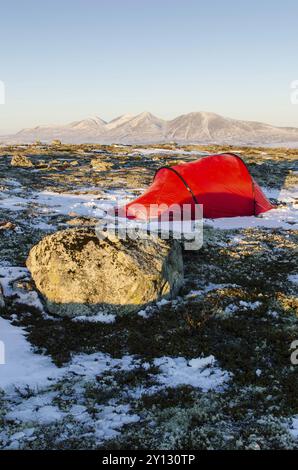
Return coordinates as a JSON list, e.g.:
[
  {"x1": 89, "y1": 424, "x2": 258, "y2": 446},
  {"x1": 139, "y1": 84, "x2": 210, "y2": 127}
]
[
  {"x1": 2, "y1": 111, "x2": 298, "y2": 146},
  {"x1": 105, "y1": 114, "x2": 133, "y2": 130},
  {"x1": 166, "y1": 112, "x2": 298, "y2": 145},
  {"x1": 66, "y1": 116, "x2": 107, "y2": 131},
  {"x1": 104, "y1": 112, "x2": 166, "y2": 143},
  {"x1": 12, "y1": 116, "x2": 107, "y2": 144}
]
